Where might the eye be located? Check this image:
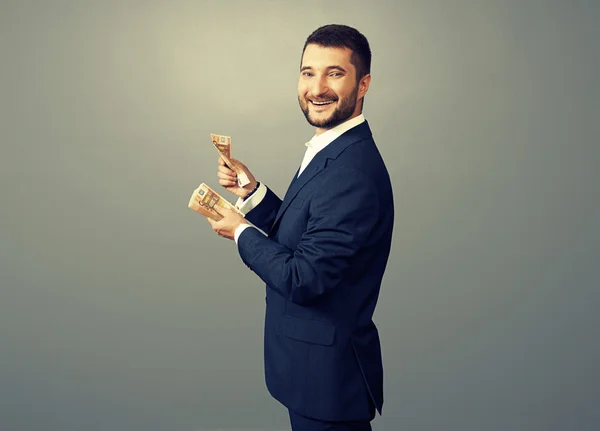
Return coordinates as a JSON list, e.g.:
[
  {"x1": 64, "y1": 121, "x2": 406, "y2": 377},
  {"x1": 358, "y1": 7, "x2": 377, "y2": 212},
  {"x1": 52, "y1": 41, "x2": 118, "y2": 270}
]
[
  {"x1": 302, "y1": 71, "x2": 313, "y2": 77},
  {"x1": 330, "y1": 72, "x2": 343, "y2": 77}
]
